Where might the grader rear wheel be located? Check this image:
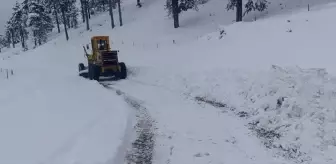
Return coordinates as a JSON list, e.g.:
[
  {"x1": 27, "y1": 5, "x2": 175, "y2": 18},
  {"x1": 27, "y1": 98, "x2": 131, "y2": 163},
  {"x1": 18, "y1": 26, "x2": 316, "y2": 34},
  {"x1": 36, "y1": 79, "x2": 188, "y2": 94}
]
[{"x1": 118, "y1": 62, "x2": 127, "y2": 79}]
